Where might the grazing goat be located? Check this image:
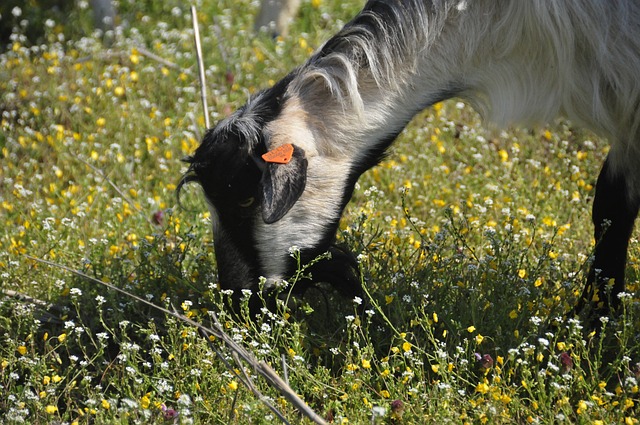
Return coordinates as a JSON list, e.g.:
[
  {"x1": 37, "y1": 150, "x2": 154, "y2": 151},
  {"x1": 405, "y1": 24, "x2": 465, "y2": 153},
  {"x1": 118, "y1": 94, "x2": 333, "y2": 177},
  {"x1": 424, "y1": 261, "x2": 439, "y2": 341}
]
[{"x1": 179, "y1": 0, "x2": 640, "y2": 315}]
